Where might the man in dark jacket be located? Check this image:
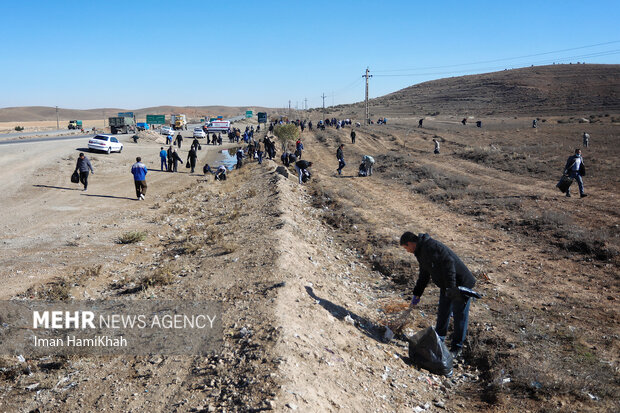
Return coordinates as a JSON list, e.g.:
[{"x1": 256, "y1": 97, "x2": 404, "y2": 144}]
[
  {"x1": 187, "y1": 147, "x2": 198, "y2": 173},
  {"x1": 336, "y1": 144, "x2": 345, "y2": 175},
  {"x1": 170, "y1": 148, "x2": 183, "y2": 172},
  {"x1": 294, "y1": 160, "x2": 312, "y2": 184},
  {"x1": 350, "y1": 130, "x2": 356, "y2": 144},
  {"x1": 75, "y1": 153, "x2": 94, "y2": 191},
  {"x1": 563, "y1": 148, "x2": 587, "y2": 198},
  {"x1": 175, "y1": 133, "x2": 183, "y2": 149},
  {"x1": 400, "y1": 231, "x2": 476, "y2": 357}
]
